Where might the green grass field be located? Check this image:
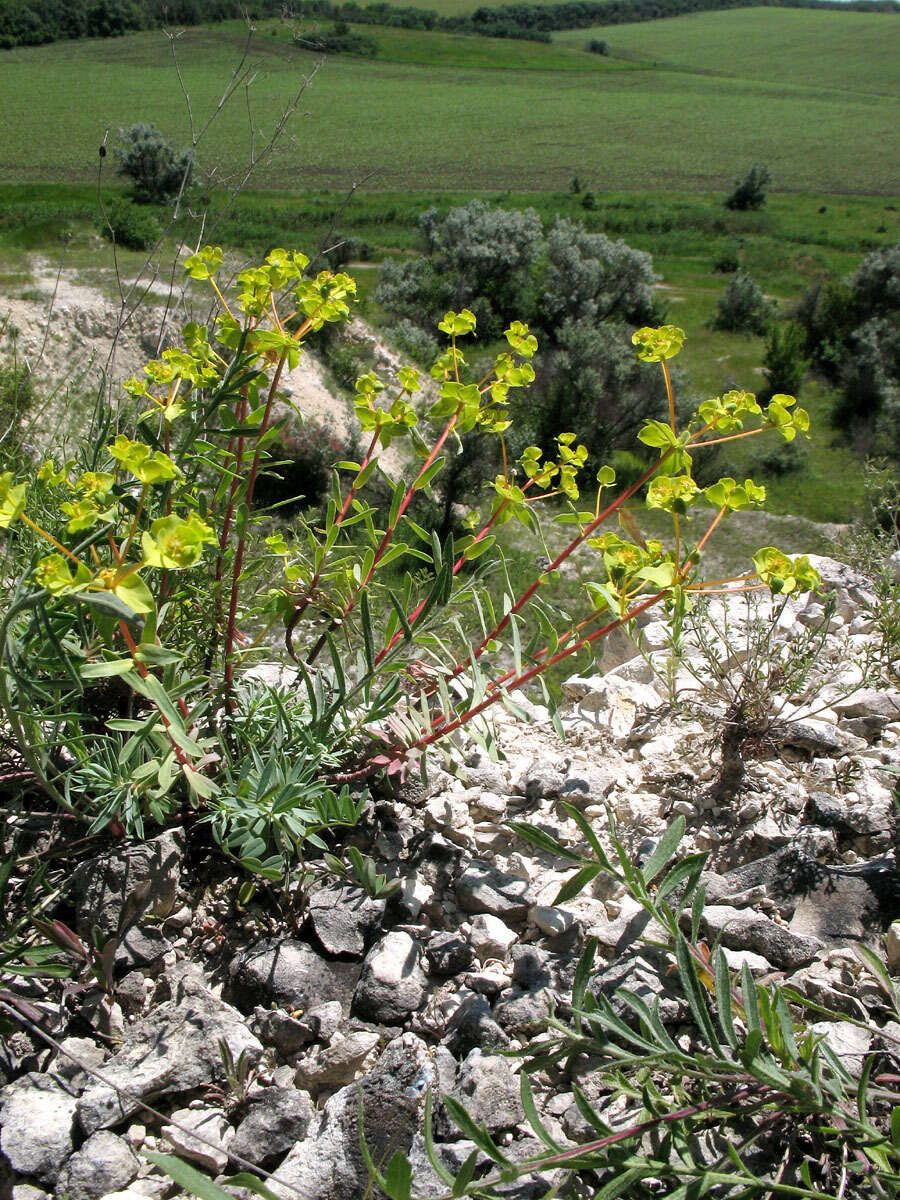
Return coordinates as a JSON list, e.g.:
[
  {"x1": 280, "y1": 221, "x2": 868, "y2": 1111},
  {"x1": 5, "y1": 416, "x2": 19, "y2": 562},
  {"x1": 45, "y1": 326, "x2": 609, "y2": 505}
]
[
  {"x1": 0, "y1": 13, "x2": 897, "y2": 193},
  {"x1": 554, "y1": 8, "x2": 900, "y2": 96},
  {"x1": 0, "y1": 8, "x2": 897, "y2": 526}
]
